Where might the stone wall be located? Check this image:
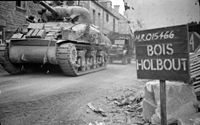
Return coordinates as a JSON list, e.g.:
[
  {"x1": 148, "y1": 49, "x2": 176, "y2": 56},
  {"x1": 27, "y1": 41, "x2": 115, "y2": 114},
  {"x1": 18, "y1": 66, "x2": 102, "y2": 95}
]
[
  {"x1": 79, "y1": 1, "x2": 119, "y2": 35},
  {"x1": 0, "y1": 1, "x2": 41, "y2": 39}
]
